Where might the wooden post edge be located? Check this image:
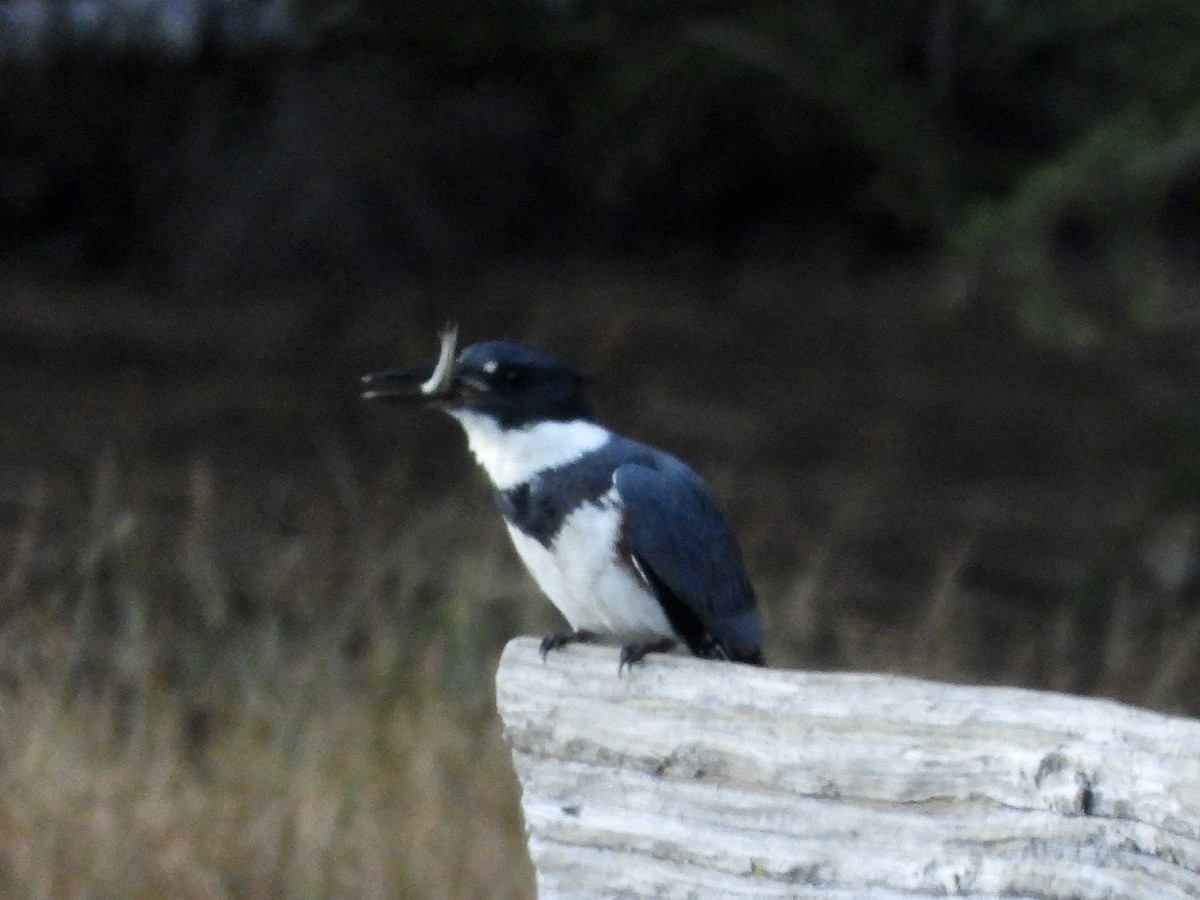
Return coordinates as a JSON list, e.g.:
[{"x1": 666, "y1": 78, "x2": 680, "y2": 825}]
[{"x1": 495, "y1": 636, "x2": 1200, "y2": 899}]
